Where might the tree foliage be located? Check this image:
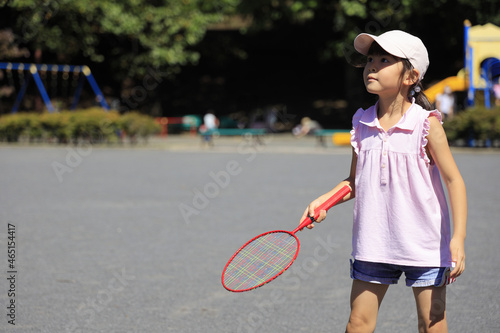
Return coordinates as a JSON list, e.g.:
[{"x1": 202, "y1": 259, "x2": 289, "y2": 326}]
[
  {"x1": 236, "y1": 0, "x2": 500, "y2": 60},
  {"x1": 2, "y1": 0, "x2": 500, "y2": 115},
  {"x1": 6, "y1": 0, "x2": 240, "y2": 78},
  {"x1": 0, "y1": 28, "x2": 29, "y2": 59},
  {"x1": 4, "y1": 0, "x2": 500, "y2": 79}
]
